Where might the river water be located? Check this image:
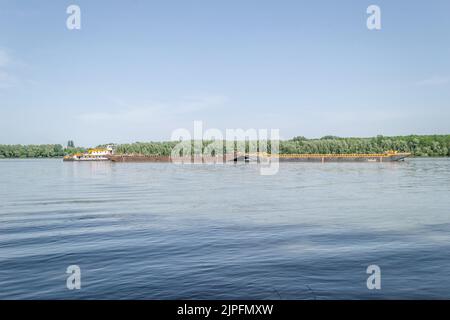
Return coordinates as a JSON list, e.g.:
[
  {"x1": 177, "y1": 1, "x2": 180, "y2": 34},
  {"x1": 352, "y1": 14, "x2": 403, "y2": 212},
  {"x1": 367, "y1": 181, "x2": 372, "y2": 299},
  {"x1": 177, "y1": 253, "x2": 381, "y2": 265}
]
[{"x1": 0, "y1": 158, "x2": 449, "y2": 299}]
